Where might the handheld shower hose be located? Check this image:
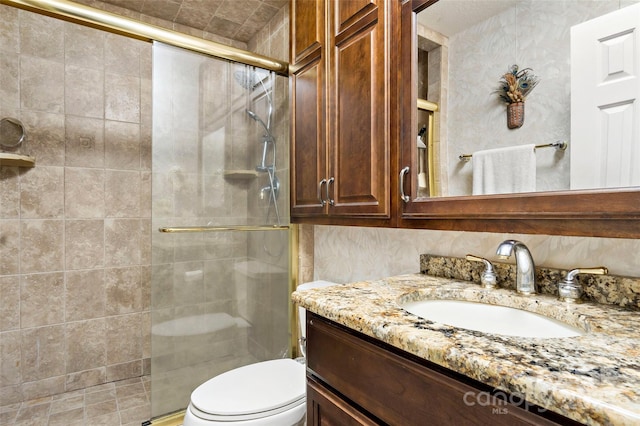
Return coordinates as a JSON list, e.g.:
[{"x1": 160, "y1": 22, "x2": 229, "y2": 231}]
[{"x1": 234, "y1": 67, "x2": 282, "y2": 228}]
